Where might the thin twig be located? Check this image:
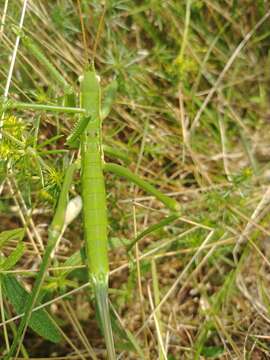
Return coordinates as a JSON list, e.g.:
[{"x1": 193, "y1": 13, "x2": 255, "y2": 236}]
[
  {"x1": 0, "y1": 0, "x2": 9, "y2": 36},
  {"x1": 1, "y1": 0, "x2": 28, "y2": 140}
]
